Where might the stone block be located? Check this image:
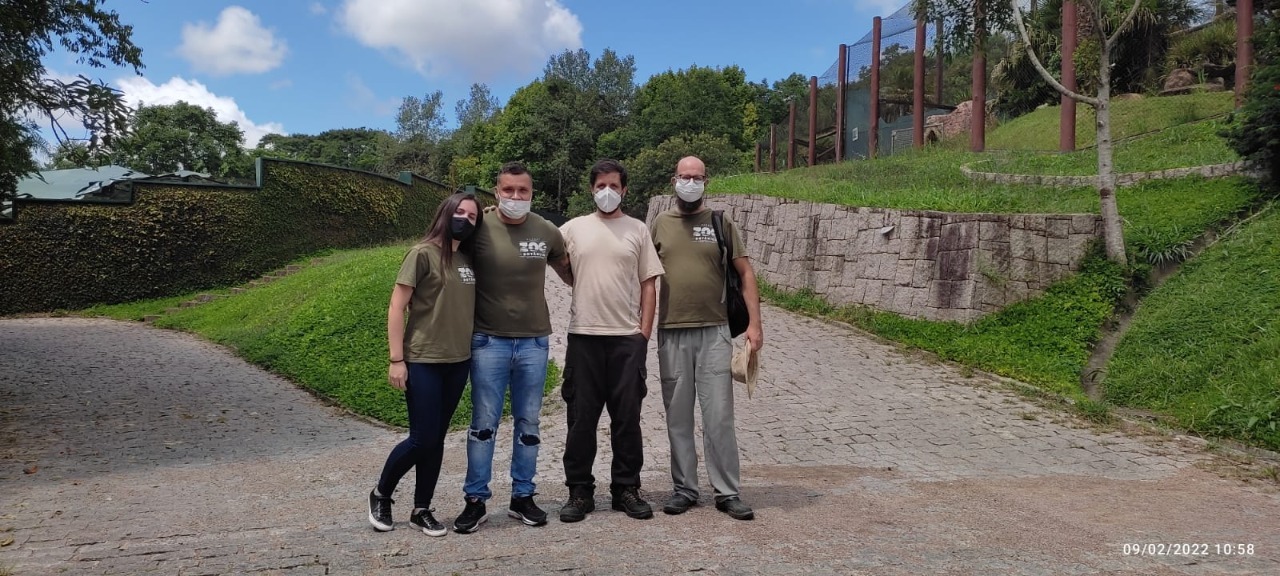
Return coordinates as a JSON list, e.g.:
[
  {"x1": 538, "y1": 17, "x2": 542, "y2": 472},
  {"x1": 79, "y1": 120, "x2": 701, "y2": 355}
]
[
  {"x1": 895, "y1": 262, "x2": 916, "y2": 286},
  {"x1": 1066, "y1": 234, "x2": 1095, "y2": 268},
  {"x1": 979, "y1": 219, "x2": 1010, "y2": 242},
  {"x1": 925, "y1": 237, "x2": 941, "y2": 260},
  {"x1": 1070, "y1": 214, "x2": 1099, "y2": 235},
  {"x1": 912, "y1": 259, "x2": 934, "y2": 288},
  {"x1": 940, "y1": 221, "x2": 978, "y2": 251},
  {"x1": 1046, "y1": 239, "x2": 1073, "y2": 265},
  {"x1": 938, "y1": 250, "x2": 972, "y2": 281},
  {"x1": 898, "y1": 215, "x2": 921, "y2": 239},
  {"x1": 921, "y1": 216, "x2": 943, "y2": 238},
  {"x1": 1046, "y1": 218, "x2": 1070, "y2": 239},
  {"x1": 1009, "y1": 258, "x2": 1041, "y2": 283},
  {"x1": 891, "y1": 287, "x2": 916, "y2": 314}
]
